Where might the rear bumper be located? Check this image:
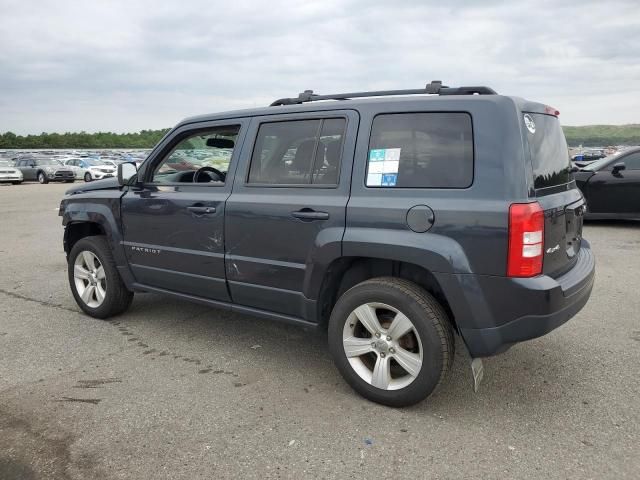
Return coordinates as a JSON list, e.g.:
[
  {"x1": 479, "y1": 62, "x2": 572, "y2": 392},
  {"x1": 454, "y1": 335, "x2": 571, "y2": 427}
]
[{"x1": 436, "y1": 240, "x2": 595, "y2": 357}]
